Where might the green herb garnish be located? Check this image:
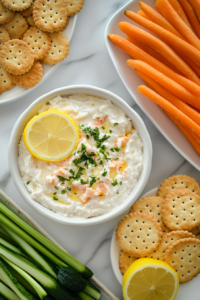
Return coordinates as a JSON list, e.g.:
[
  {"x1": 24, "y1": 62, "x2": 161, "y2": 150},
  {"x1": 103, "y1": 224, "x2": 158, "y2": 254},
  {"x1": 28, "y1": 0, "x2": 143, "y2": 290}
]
[
  {"x1": 114, "y1": 158, "x2": 119, "y2": 161},
  {"x1": 89, "y1": 176, "x2": 96, "y2": 187},
  {"x1": 61, "y1": 190, "x2": 66, "y2": 194},
  {"x1": 114, "y1": 123, "x2": 118, "y2": 127},
  {"x1": 53, "y1": 196, "x2": 58, "y2": 201},
  {"x1": 102, "y1": 169, "x2": 107, "y2": 177},
  {"x1": 26, "y1": 181, "x2": 31, "y2": 185},
  {"x1": 80, "y1": 179, "x2": 89, "y2": 184},
  {"x1": 54, "y1": 186, "x2": 58, "y2": 190},
  {"x1": 120, "y1": 181, "x2": 122, "y2": 185},
  {"x1": 111, "y1": 179, "x2": 118, "y2": 186},
  {"x1": 67, "y1": 187, "x2": 71, "y2": 191}
]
